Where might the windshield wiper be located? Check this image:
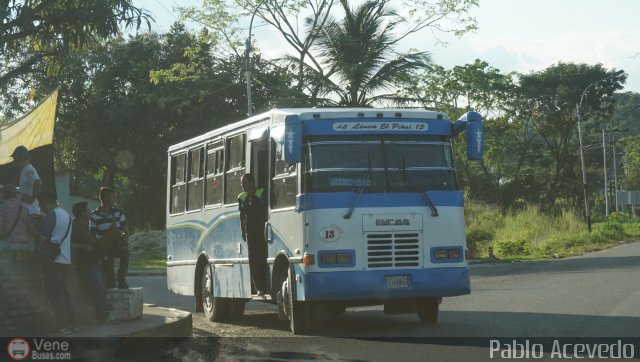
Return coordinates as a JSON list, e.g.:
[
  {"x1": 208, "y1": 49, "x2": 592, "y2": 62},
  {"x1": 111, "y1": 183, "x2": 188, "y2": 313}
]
[
  {"x1": 401, "y1": 151, "x2": 439, "y2": 217},
  {"x1": 344, "y1": 152, "x2": 372, "y2": 219}
]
